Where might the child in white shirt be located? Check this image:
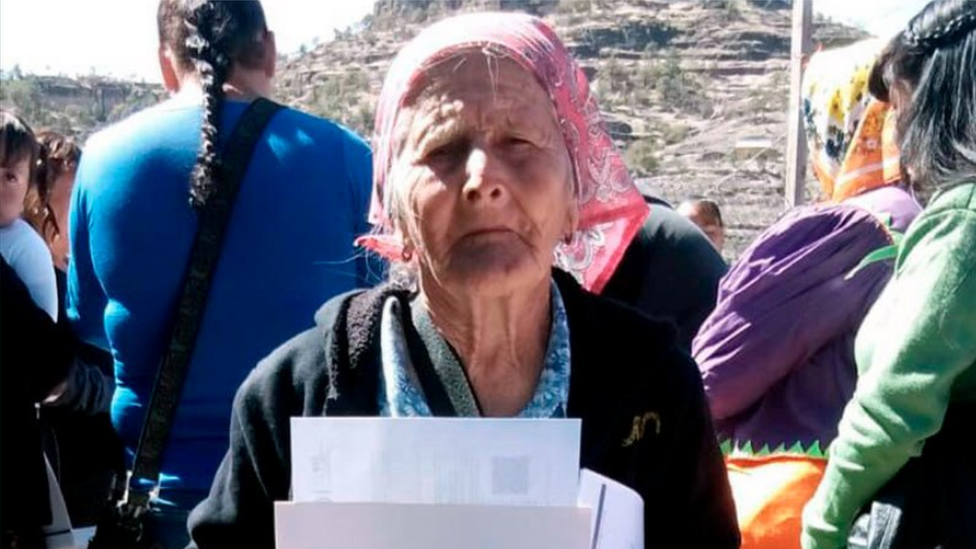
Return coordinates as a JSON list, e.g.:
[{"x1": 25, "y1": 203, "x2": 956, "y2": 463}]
[{"x1": 1, "y1": 109, "x2": 57, "y2": 321}]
